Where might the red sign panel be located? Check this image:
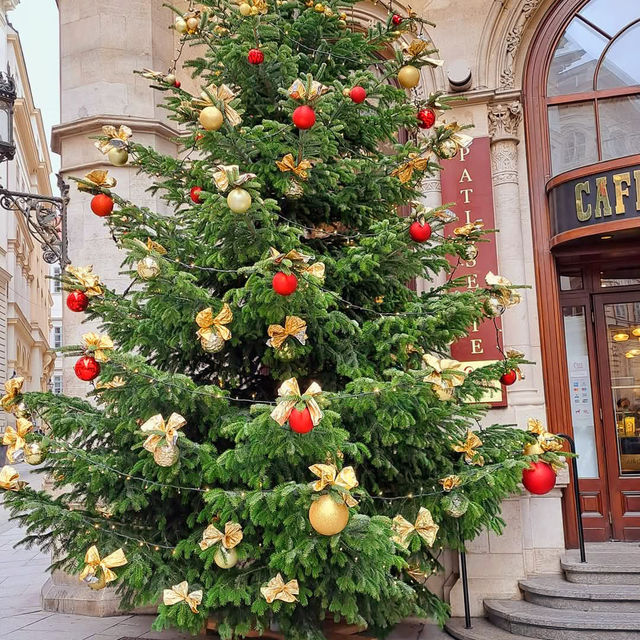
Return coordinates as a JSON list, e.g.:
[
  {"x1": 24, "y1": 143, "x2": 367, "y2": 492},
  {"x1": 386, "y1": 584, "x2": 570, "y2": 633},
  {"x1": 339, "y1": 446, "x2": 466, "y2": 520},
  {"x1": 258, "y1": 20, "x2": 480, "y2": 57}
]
[{"x1": 440, "y1": 136, "x2": 506, "y2": 406}]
